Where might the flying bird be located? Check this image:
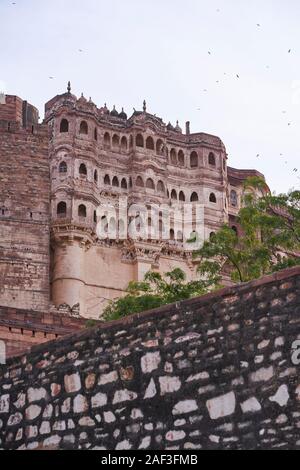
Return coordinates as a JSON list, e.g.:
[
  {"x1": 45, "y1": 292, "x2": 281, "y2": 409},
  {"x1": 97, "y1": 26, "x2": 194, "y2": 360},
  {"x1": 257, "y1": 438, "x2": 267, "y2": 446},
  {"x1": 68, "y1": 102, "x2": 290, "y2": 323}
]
[
  {"x1": 49, "y1": 76, "x2": 55, "y2": 80},
  {"x1": 288, "y1": 49, "x2": 291, "y2": 53},
  {"x1": 257, "y1": 23, "x2": 261, "y2": 27},
  {"x1": 236, "y1": 74, "x2": 240, "y2": 79}
]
